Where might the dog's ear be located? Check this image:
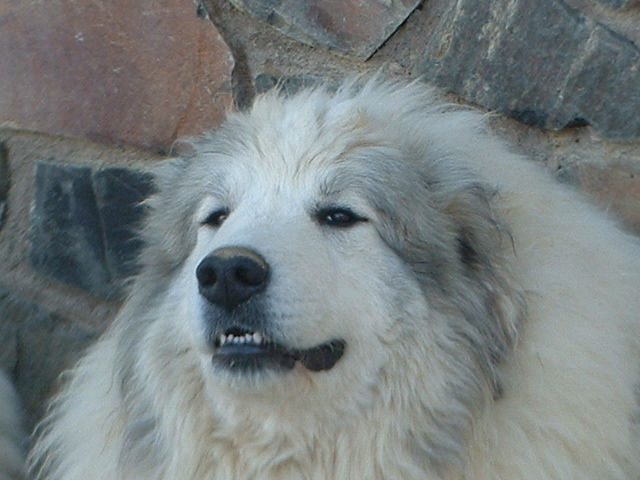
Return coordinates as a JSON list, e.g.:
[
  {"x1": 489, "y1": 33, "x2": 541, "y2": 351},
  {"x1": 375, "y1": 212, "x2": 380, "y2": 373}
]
[
  {"x1": 444, "y1": 185, "x2": 526, "y2": 396},
  {"x1": 137, "y1": 158, "x2": 197, "y2": 277},
  {"x1": 149, "y1": 157, "x2": 189, "y2": 193},
  {"x1": 168, "y1": 137, "x2": 200, "y2": 157}
]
